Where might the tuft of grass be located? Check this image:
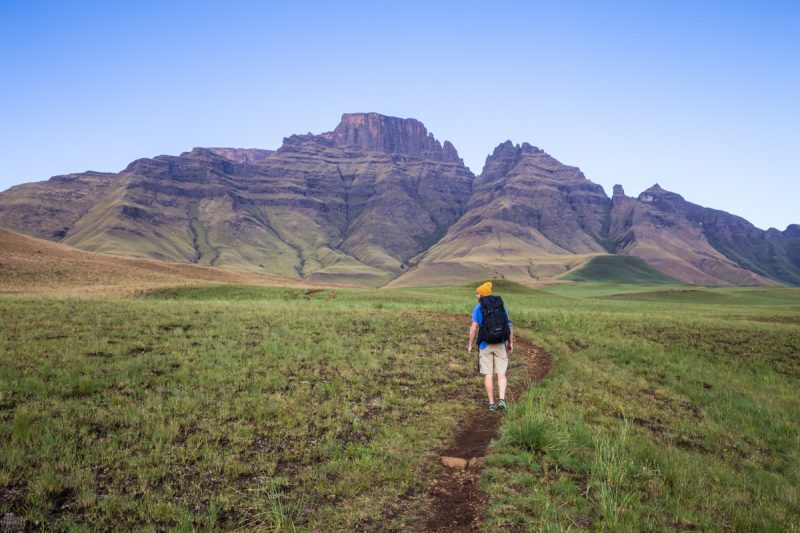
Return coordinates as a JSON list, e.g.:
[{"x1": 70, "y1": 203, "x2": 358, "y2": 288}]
[
  {"x1": 506, "y1": 415, "x2": 553, "y2": 454},
  {"x1": 241, "y1": 480, "x2": 305, "y2": 532},
  {"x1": 588, "y1": 424, "x2": 637, "y2": 527}
]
